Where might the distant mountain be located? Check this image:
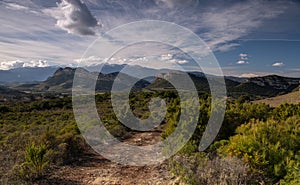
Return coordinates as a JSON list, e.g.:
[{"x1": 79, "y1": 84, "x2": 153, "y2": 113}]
[
  {"x1": 147, "y1": 72, "x2": 300, "y2": 99},
  {"x1": 0, "y1": 67, "x2": 59, "y2": 84},
  {"x1": 85, "y1": 64, "x2": 127, "y2": 74},
  {"x1": 85, "y1": 64, "x2": 171, "y2": 82},
  {"x1": 0, "y1": 64, "x2": 172, "y2": 84},
  {"x1": 15, "y1": 67, "x2": 151, "y2": 93}
]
